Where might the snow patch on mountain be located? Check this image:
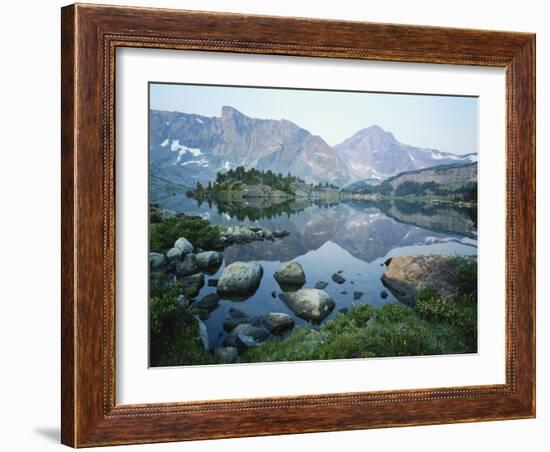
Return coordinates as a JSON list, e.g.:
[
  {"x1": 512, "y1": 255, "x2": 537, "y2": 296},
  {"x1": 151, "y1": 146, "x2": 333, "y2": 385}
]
[
  {"x1": 180, "y1": 158, "x2": 209, "y2": 167},
  {"x1": 170, "y1": 139, "x2": 202, "y2": 156}
]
